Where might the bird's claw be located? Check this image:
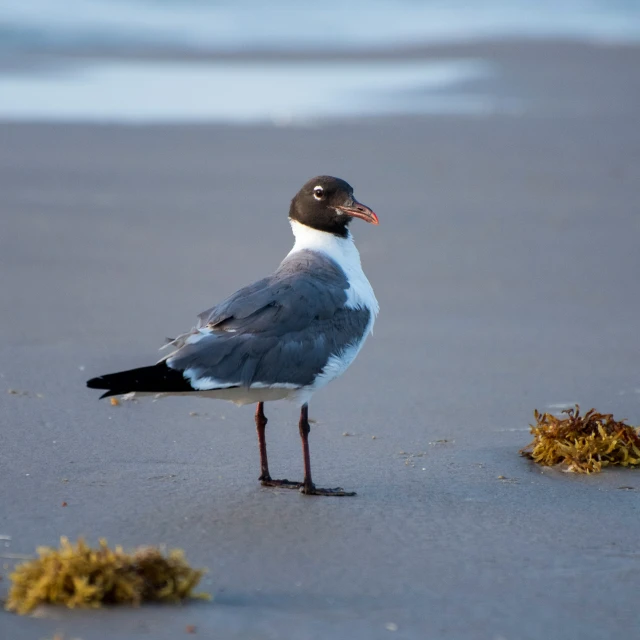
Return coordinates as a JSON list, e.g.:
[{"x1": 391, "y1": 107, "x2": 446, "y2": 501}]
[
  {"x1": 299, "y1": 483, "x2": 356, "y2": 497},
  {"x1": 260, "y1": 478, "x2": 303, "y2": 490}
]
